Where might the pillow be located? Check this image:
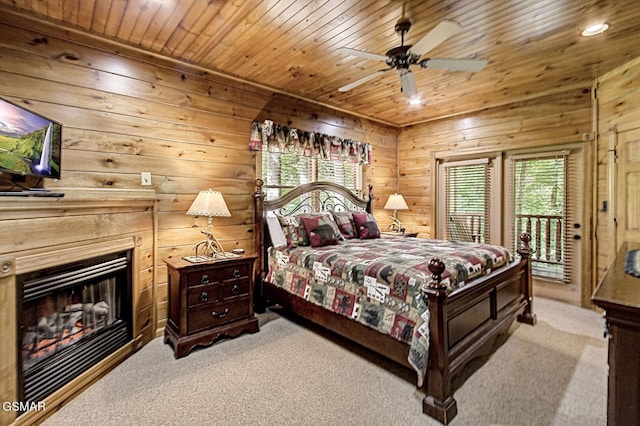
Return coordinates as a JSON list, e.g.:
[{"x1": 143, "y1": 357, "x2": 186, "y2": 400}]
[
  {"x1": 275, "y1": 214, "x2": 309, "y2": 246},
  {"x1": 352, "y1": 212, "x2": 381, "y2": 239},
  {"x1": 266, "y1": 215, "x2": 288, "y2": 248},
  {"x1": 300, "y1": 214, "x2": 340, "y2": 247},
  {"x1": 332, "y1": 211, "x2": 357, "y2": 239}
]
